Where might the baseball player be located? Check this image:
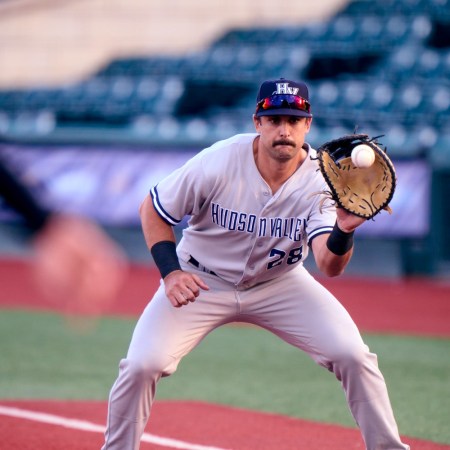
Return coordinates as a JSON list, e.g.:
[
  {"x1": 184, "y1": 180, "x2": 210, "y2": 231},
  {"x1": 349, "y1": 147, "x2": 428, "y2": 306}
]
[{"x1": 102, "y1": 78, "x2": 409, "y2": 450}]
